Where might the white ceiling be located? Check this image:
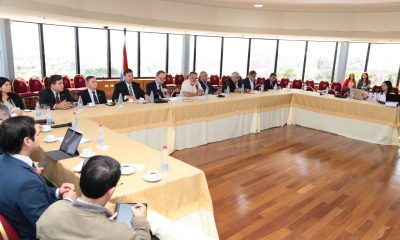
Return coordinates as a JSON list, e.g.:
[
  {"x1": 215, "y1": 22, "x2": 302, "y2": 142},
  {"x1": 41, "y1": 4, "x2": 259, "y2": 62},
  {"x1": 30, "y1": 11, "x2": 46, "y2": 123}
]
[{"x1": 166, "y1": 0, "x2": 400, "y2": 12}]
